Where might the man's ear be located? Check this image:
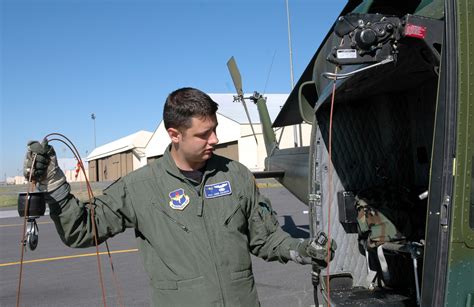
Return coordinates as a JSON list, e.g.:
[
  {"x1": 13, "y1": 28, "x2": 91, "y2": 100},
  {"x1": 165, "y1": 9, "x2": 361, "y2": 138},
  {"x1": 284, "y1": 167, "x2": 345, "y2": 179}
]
[{"x1": 167, "y1": 127, "x2": 181, "y2": 144}]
